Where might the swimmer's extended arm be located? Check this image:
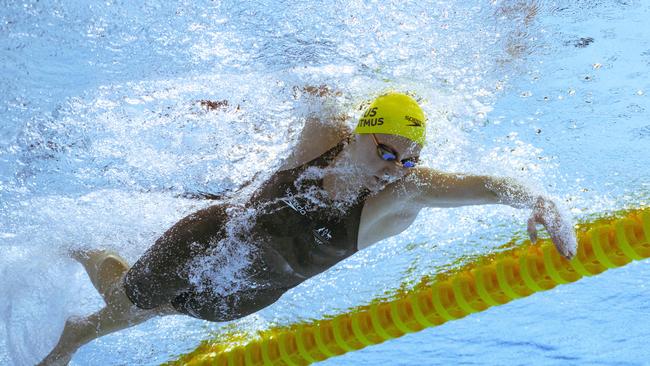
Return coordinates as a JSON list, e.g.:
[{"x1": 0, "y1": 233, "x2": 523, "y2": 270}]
[
  {"x1": 402, "y1": 168, "x2": 577, "y2": 259},
  {"x1": 407, "y1": 168, "x2": 536, "y2": 208}
]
